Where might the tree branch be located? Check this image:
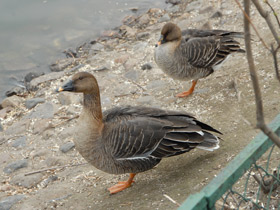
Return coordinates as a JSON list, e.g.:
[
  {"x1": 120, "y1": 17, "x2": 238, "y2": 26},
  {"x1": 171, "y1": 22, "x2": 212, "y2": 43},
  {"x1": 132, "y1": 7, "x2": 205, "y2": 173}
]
[
  {"x1": 243, "y1": 0, "x2": 280, "y2": 148},
  {"x1": 251, "y1": 0, "x2": 280, "y2": 45}
]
